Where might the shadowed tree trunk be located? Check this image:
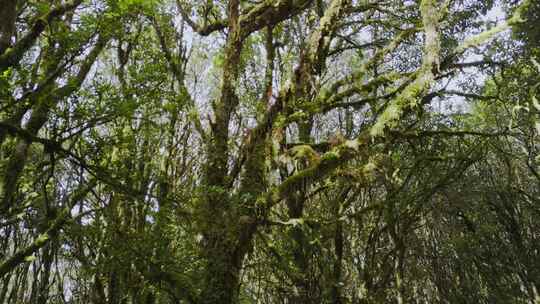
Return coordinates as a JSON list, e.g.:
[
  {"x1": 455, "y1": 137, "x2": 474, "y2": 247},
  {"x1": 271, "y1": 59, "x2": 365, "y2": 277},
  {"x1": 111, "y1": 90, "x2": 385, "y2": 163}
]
[{"x1": 0, "y1": 0, "x2": 17, "y2": 54}]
